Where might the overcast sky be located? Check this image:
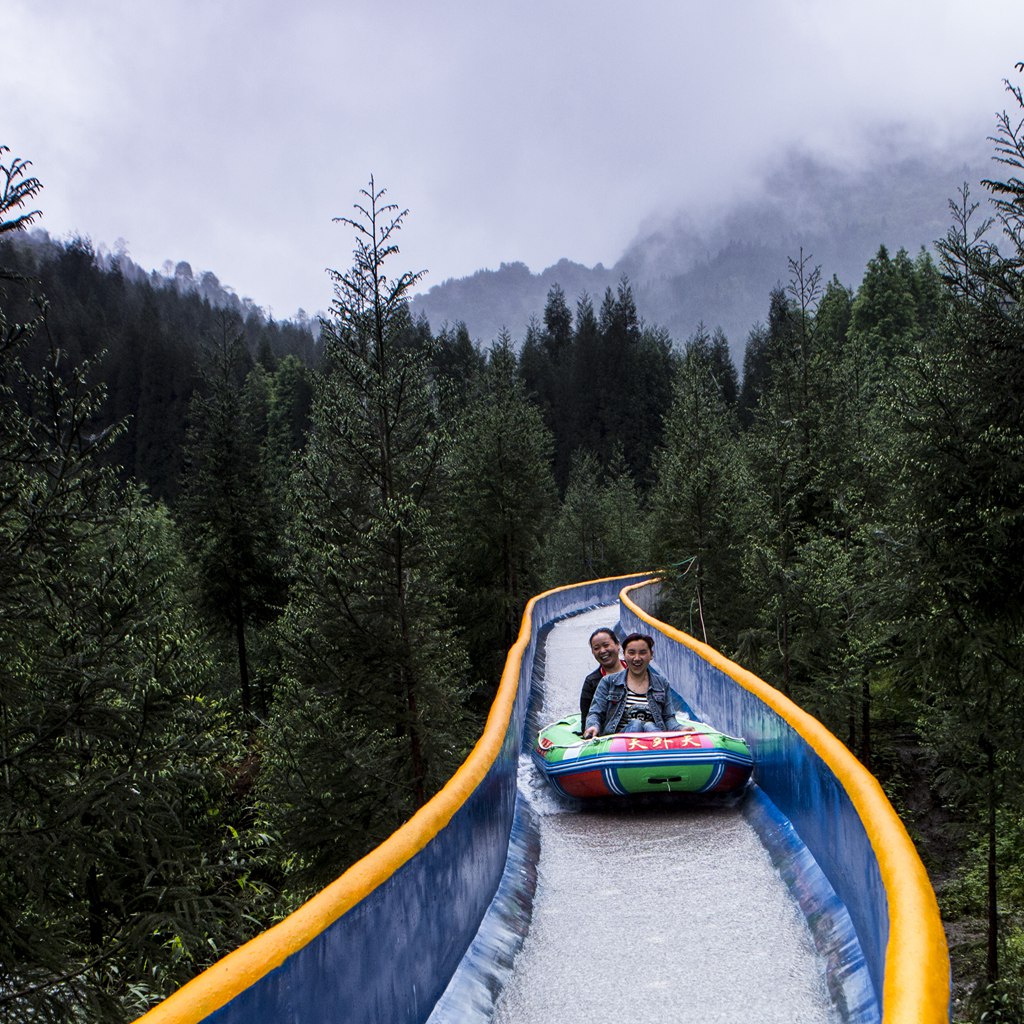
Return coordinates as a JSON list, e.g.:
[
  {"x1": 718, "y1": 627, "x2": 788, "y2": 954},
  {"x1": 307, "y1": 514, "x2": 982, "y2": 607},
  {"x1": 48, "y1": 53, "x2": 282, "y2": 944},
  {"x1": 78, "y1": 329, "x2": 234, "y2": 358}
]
[{"x1": 5, "y1": 1, "x2": 1022, "y2": 319}]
